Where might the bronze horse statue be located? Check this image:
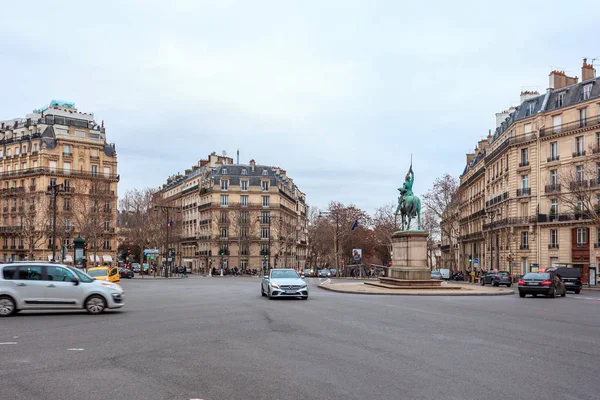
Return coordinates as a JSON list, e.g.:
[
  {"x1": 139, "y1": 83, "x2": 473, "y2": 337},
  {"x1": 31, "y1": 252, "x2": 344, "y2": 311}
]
[{"x1": 394, "y1": 165, "x2": 422, "y2": 231}]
